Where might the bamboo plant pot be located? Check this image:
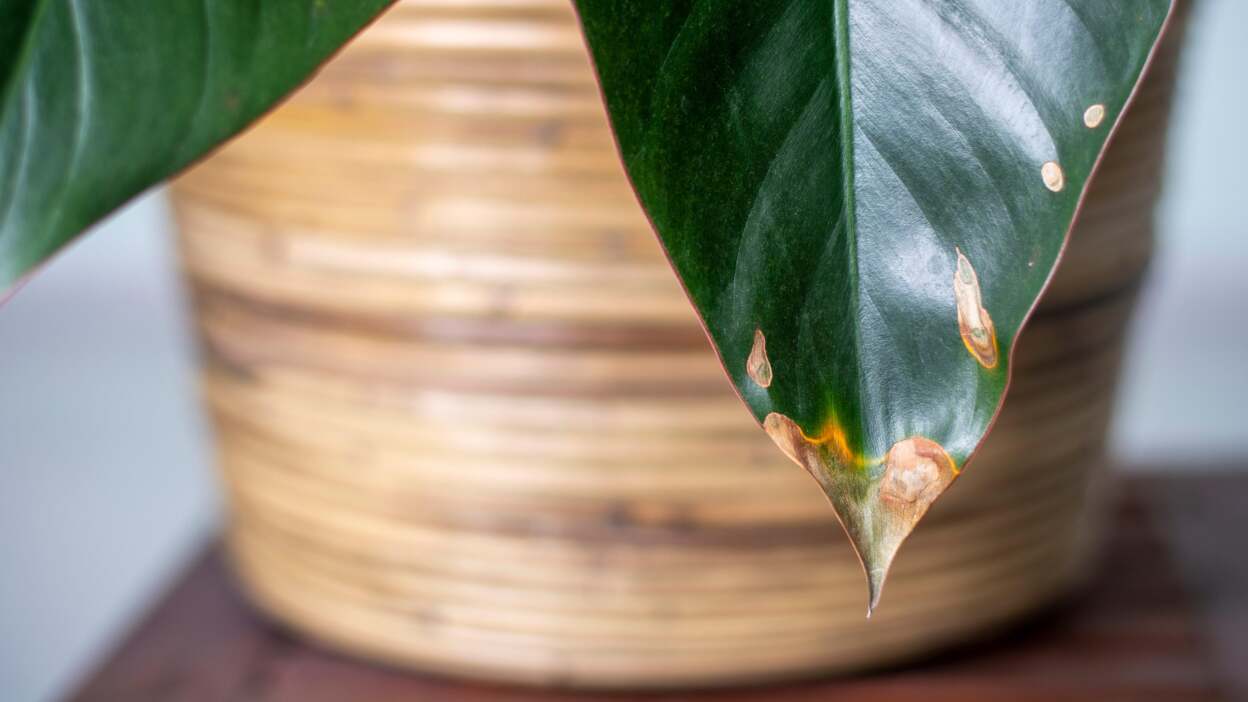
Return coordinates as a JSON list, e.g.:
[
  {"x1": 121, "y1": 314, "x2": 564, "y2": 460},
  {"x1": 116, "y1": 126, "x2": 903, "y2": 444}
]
[{"x1": 171, "y1": 0, "x2": 1189, "y2": 689}]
